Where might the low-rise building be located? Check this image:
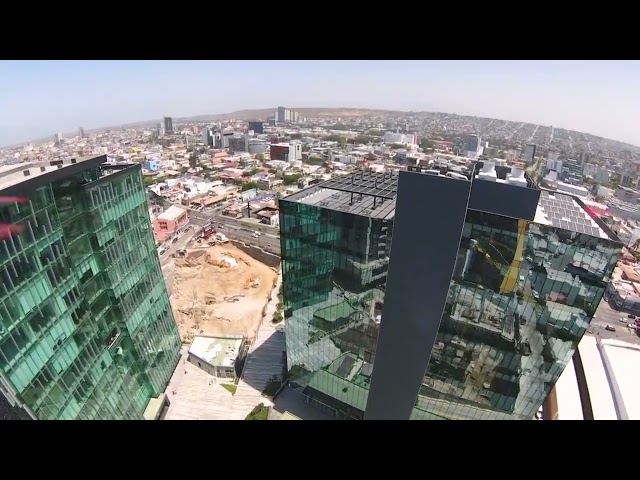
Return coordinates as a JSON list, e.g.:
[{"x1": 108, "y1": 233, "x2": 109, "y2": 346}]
[
  {"x1": 152, "y1": 205, "x2": 189, "y2": 242},
  {"x1": 187, "y1": 335, "x2": 247, "y2": 380}
]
